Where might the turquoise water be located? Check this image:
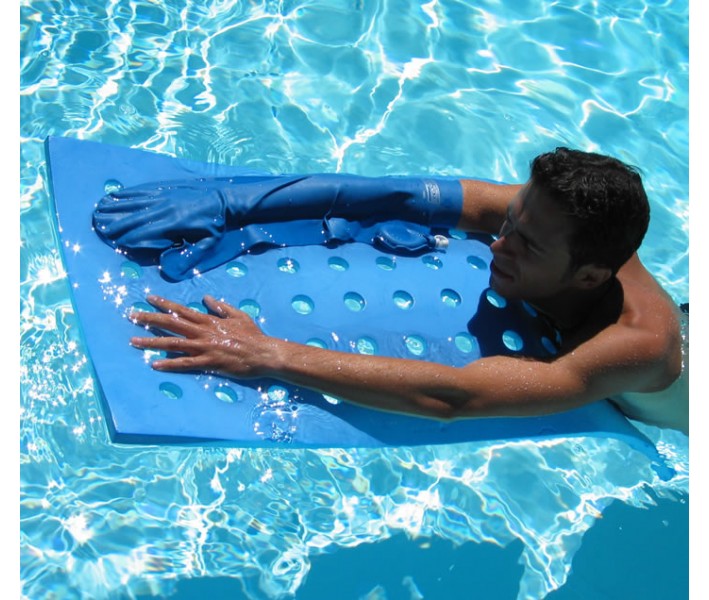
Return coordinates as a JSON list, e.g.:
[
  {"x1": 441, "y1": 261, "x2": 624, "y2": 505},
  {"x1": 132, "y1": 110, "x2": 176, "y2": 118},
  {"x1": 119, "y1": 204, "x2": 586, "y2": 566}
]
[{"x1": 20, "y1": 1, "x2": 689, "y2": 599}]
